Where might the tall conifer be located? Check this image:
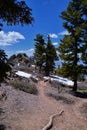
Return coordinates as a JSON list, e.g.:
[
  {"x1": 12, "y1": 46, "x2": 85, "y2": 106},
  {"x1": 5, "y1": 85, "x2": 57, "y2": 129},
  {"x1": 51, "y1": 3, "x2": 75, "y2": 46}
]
[{"x1": 58, "y1": 0, "x2": 87, "y2": 91}]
